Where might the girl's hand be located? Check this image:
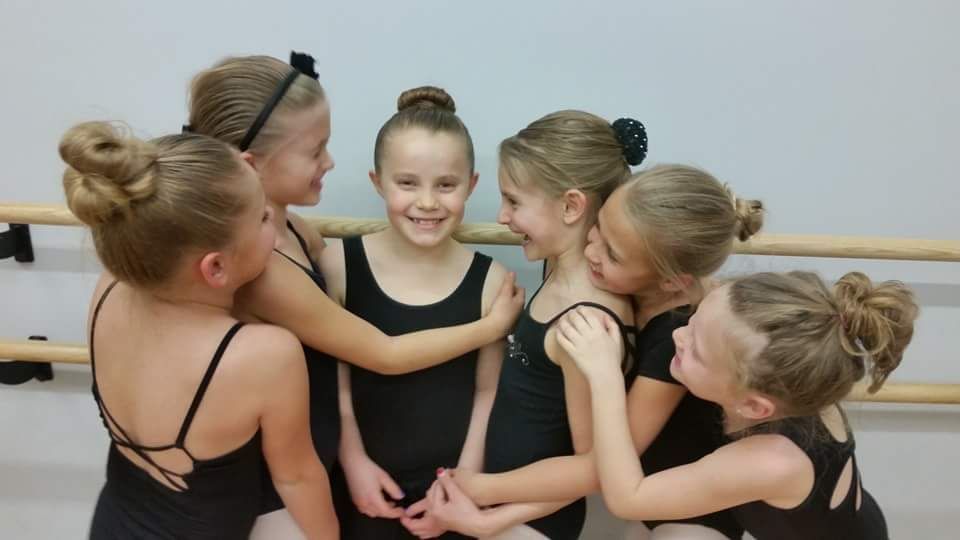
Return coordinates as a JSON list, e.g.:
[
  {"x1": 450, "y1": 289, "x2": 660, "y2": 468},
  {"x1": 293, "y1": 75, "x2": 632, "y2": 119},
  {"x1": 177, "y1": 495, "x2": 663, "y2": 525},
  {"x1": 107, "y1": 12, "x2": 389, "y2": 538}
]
[
  {"x1": 556, "y1": 306, "x2": 624, "y2": 383},
  {"x1": 487, "y1": 272, "x2": 525, "y2": 338},
  {"x1": 423, "y1": 470, "x2": 488, "y2": 537},
  {"x1": 401, "y1": 497, "x2": 447, "y2": 539},
  {"x1": 340, "y1": 454, "x2": 405, "y2": 519}
]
